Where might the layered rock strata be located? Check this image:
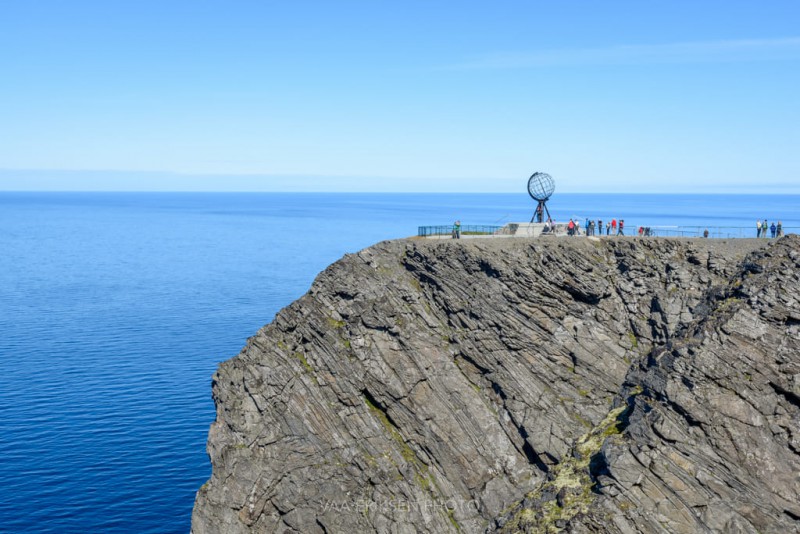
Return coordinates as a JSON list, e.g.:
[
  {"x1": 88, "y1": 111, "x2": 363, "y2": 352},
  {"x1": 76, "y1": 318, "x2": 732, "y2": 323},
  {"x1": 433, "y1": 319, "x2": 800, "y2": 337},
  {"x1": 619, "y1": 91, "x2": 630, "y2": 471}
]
[{"x1": 192, "y1": 235, "x2": 800, "y2": 534}]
